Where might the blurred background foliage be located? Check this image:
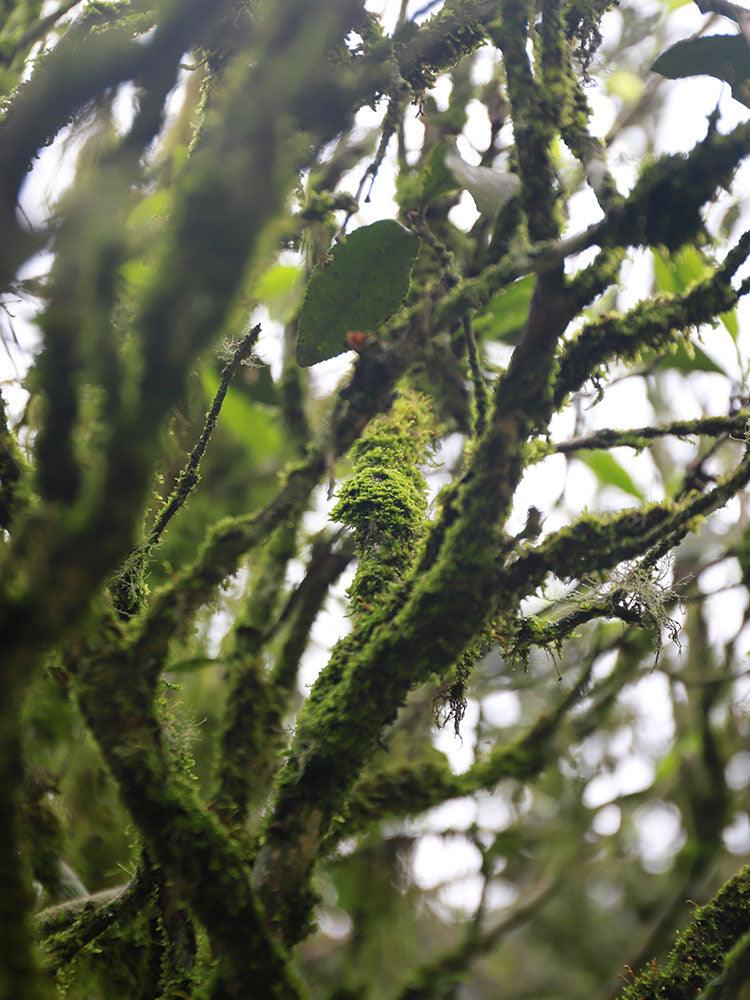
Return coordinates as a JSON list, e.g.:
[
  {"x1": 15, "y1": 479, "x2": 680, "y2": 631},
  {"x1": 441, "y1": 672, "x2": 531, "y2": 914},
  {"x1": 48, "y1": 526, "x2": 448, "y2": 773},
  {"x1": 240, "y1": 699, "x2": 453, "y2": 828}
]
[{"x1": 2, "y1": 0, "x2": 750, "y2": 996}]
